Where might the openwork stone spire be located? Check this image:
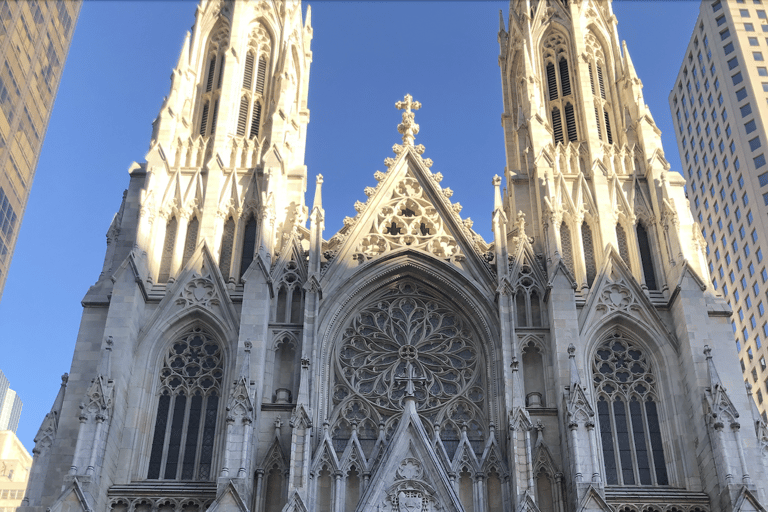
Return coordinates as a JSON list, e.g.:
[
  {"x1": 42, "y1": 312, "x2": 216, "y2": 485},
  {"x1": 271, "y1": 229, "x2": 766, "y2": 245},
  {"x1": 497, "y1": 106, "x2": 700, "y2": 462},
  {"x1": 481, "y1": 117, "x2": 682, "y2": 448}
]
[{"x1": 396, "y1": 94, "x2": 421, "y2": 146}]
